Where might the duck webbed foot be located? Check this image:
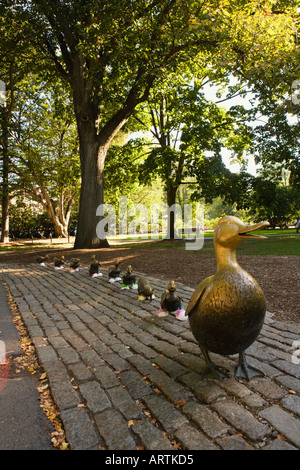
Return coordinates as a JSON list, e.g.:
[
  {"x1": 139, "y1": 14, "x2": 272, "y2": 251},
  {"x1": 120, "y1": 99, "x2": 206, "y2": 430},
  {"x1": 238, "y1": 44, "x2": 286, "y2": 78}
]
[
  {"x1": 235, "y1": 351, "x2": 264, "y2": 381},
  {"x1": 200, "y1": 346, "x2": 230, "y2": 380}
]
